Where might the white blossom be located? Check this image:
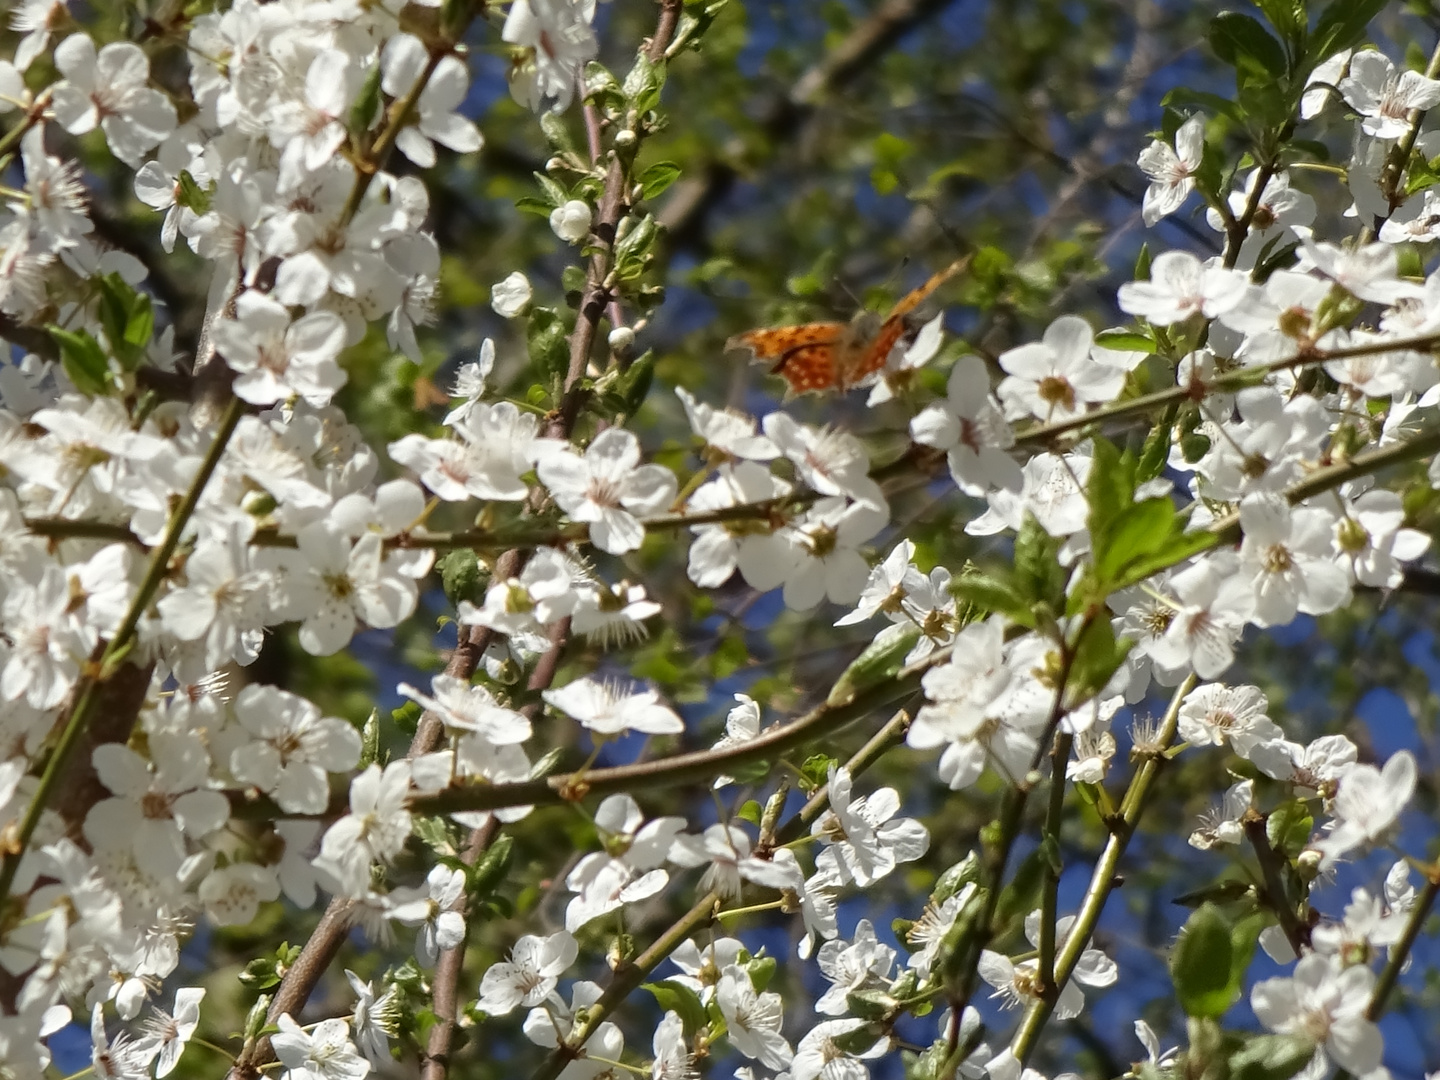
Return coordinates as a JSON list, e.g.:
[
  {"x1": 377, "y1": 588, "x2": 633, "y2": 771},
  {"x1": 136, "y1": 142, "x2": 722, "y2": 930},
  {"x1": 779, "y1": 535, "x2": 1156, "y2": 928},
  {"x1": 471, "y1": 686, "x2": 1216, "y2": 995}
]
[{"x1": 1138, "y1": 115, "x2": 1204, "y2": 226}]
